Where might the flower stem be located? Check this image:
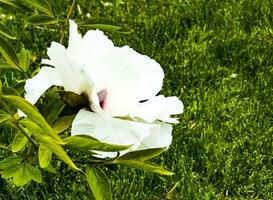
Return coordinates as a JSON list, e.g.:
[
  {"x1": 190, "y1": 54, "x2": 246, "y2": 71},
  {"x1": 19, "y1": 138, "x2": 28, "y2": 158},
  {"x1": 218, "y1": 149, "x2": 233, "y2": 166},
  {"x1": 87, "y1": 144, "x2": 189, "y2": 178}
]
[{"x1": 60, "y1": 0, "x2": 76, "y2": 44}]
